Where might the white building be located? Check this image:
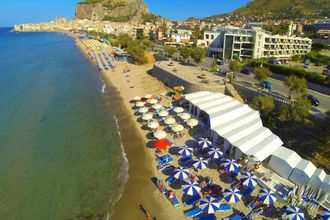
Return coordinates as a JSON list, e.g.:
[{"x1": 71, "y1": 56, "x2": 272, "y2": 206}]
[{"x1": 198, "y1": 27, "x2": 312, "y2": 60}]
